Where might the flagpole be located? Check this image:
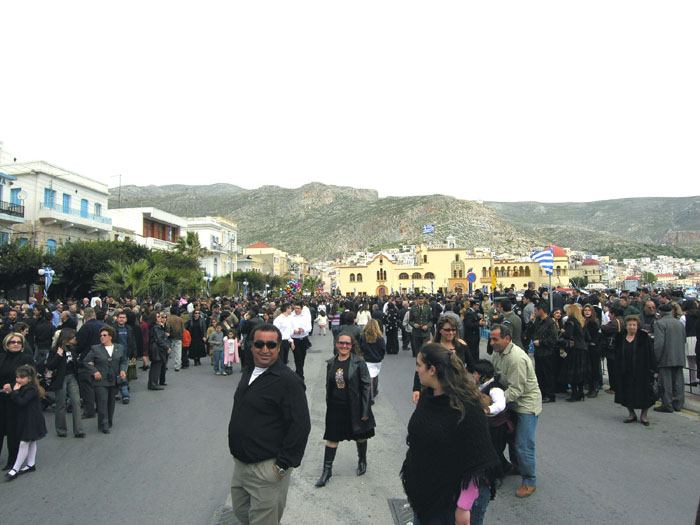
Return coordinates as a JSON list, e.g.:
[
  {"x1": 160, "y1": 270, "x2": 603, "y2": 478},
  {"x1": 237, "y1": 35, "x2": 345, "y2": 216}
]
[{"x1": 549, "y1": 273, "x2": 553, "y2": 312}]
